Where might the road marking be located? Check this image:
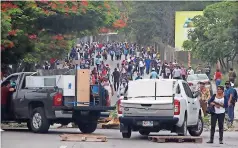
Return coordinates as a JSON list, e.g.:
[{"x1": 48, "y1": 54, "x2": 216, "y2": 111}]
[{"x1": 59, "y1": 146, "x2": 67, "y2": 148}]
